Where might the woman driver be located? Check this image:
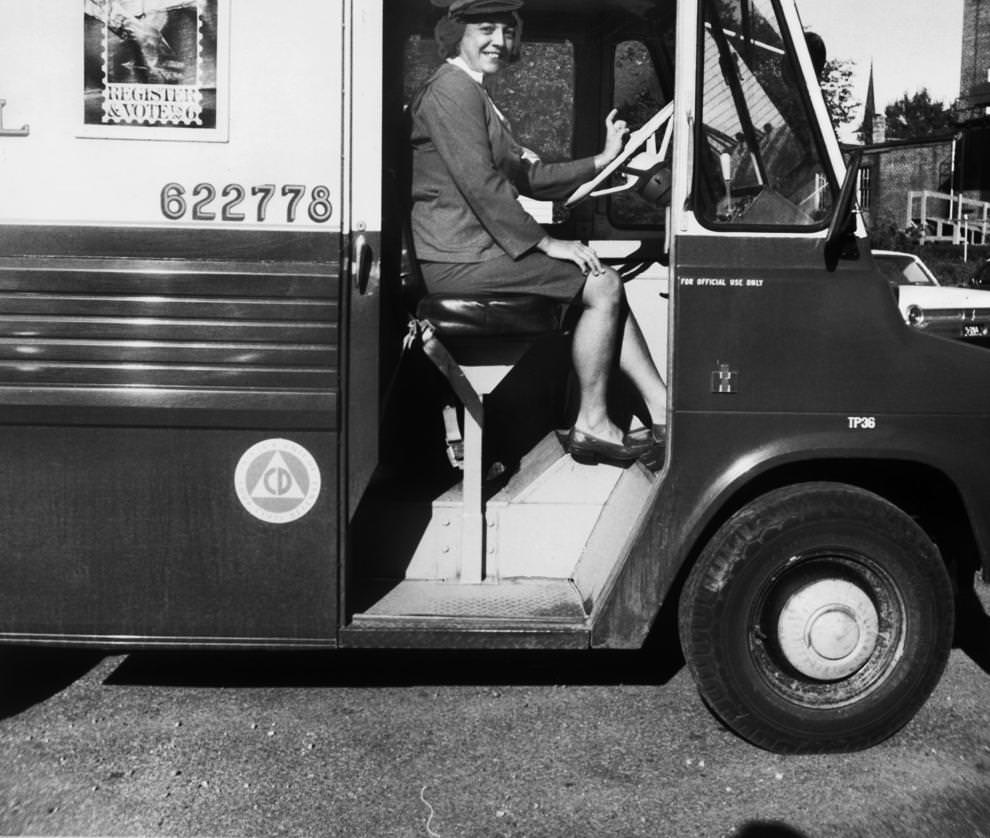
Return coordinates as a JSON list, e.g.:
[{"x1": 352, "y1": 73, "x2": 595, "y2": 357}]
[{"x1": 410, "y1": 0, "x2": 667, "y2": 465}]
